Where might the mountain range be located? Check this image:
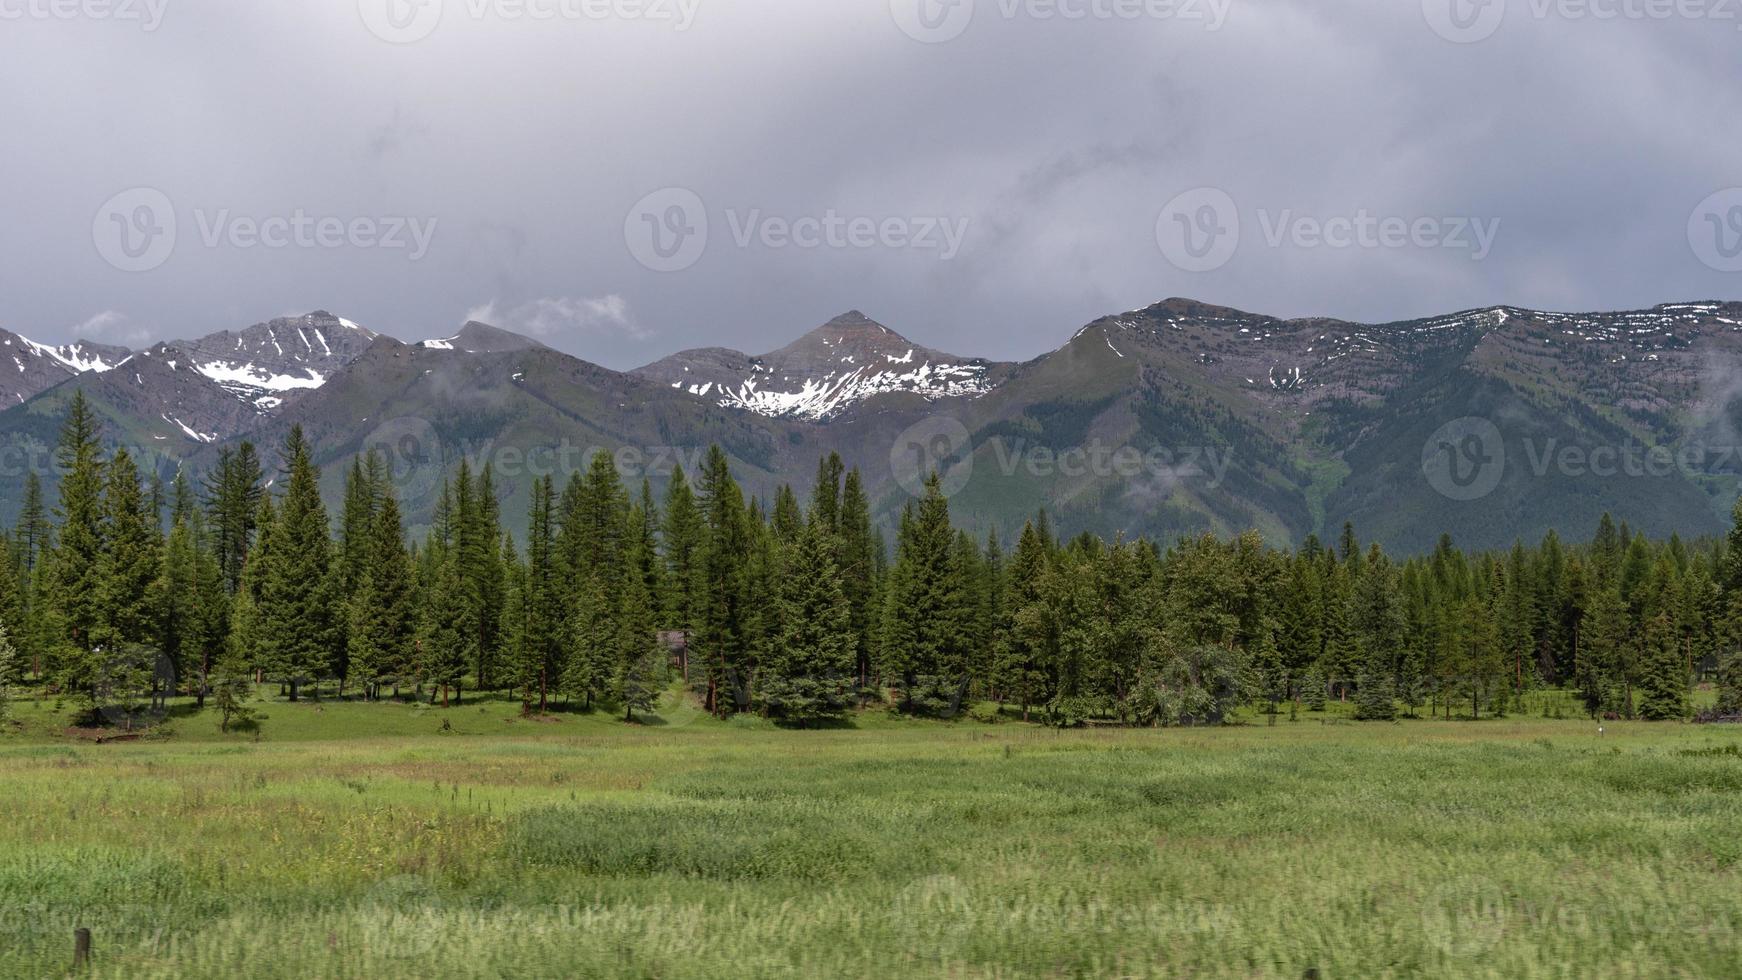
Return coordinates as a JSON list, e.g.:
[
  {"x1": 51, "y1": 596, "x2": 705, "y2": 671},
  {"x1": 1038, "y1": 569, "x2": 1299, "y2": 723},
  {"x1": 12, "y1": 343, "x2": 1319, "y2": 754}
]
[{"x1": 4, "y1": 298, "x2": 1742, "y2": 554}]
